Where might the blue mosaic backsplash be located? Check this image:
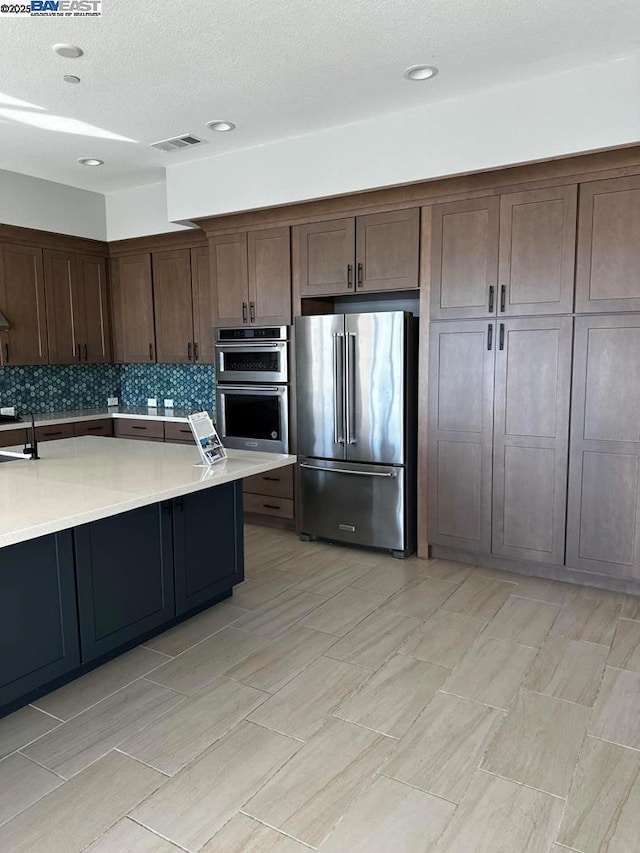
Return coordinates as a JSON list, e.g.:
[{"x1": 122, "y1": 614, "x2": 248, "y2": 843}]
[
  {"x1": 119, "y1": 364, "x2": 216, "y2": 411},
  {"x1": 0, "y1": 363, "x2": 216, "y2": 415},
  {"x1": 0, "y1": 364, "x2": 120, "y2": 413}
]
